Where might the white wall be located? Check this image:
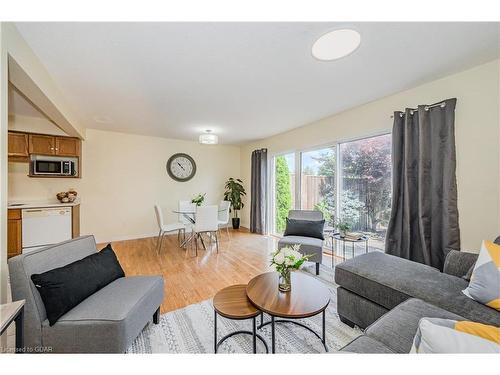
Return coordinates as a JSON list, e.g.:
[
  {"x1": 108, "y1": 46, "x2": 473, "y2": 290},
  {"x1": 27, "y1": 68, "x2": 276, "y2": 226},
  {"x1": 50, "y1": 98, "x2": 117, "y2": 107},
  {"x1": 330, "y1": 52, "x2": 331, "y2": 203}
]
[
  {"x1": 240, "y1": 59, "x2": 500, "y2": 252},
  {"x1": 1, "y1": 22, "x2": 86, "y2": 308},
  {"x1": 8, "y1": 128, "x2": 241, "y2": 243}
]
